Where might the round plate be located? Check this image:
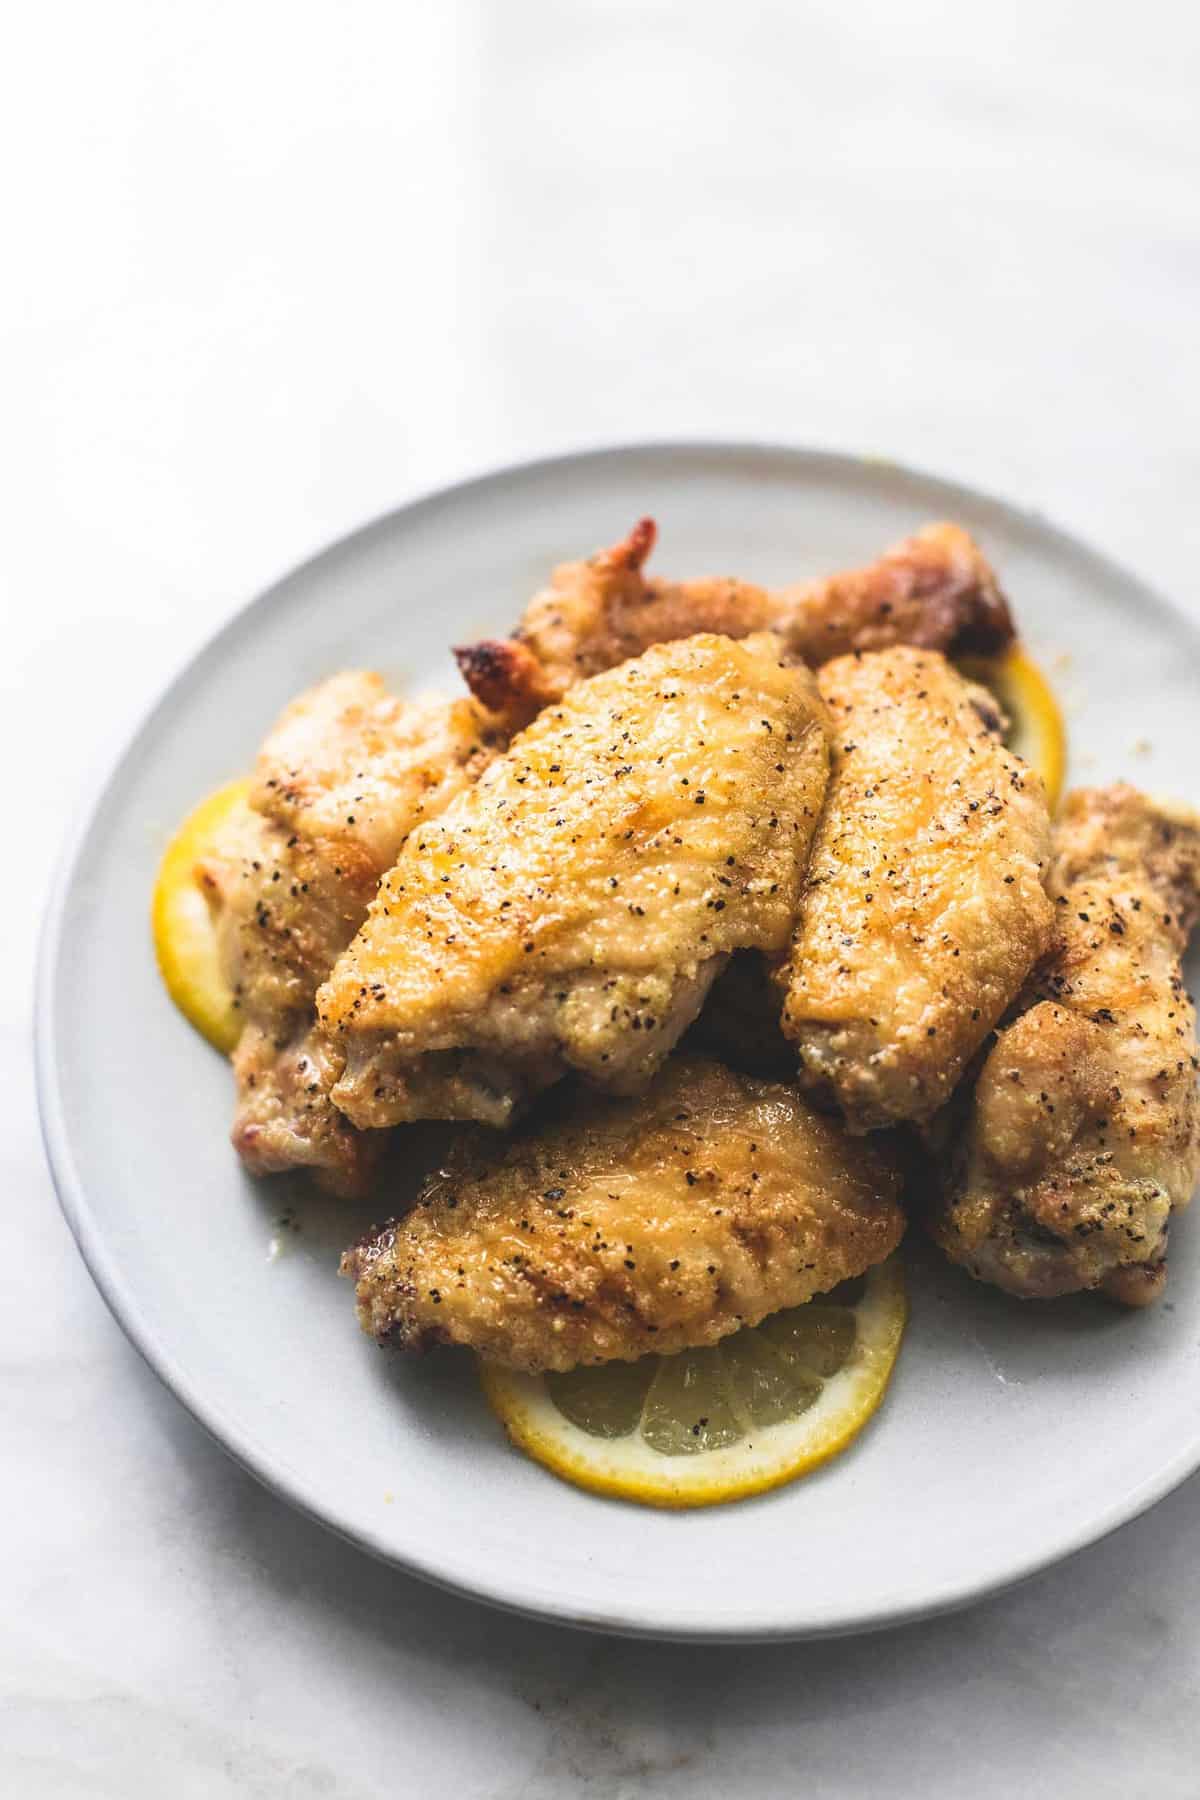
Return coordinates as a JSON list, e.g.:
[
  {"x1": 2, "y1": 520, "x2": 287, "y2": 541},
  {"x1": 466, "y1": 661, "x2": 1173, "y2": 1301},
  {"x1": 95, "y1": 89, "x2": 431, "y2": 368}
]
[{"x1": 36, "y1": 444, "x2": 1200, "y2": 1641}]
